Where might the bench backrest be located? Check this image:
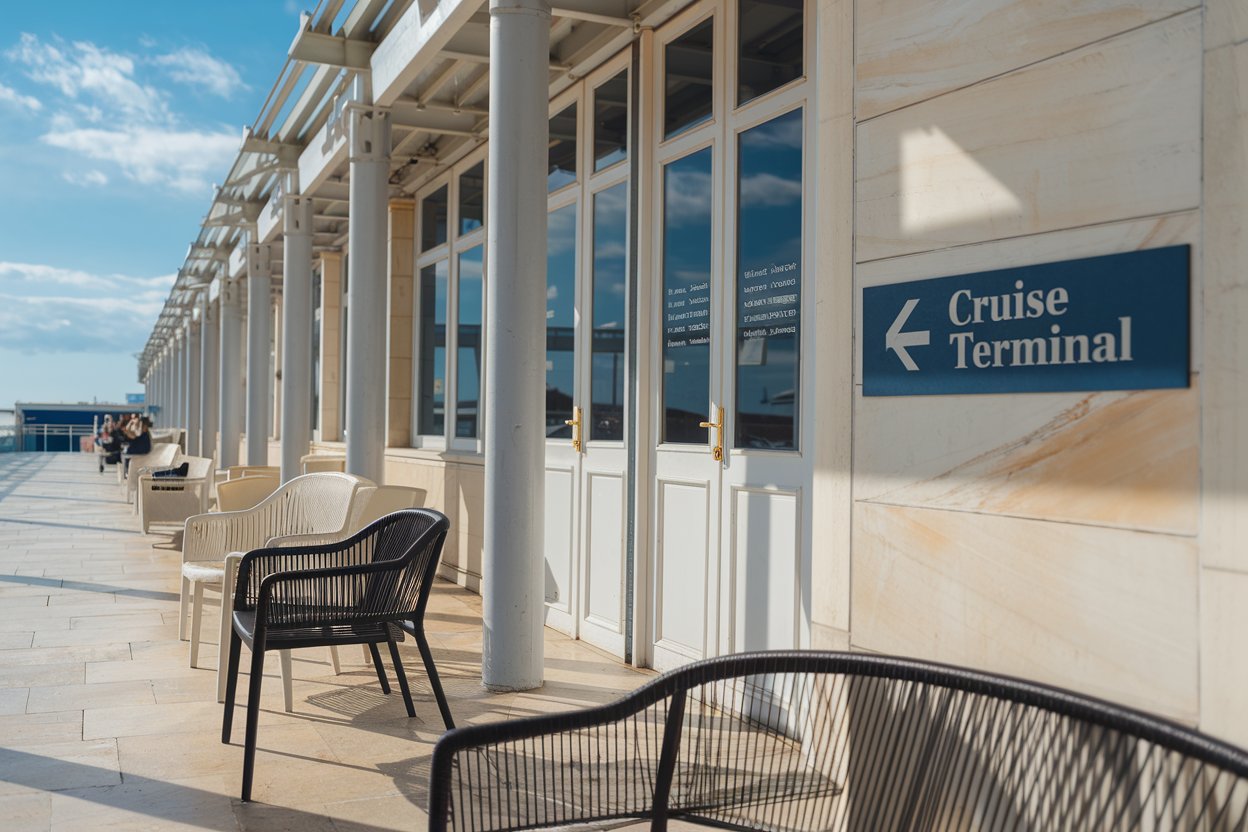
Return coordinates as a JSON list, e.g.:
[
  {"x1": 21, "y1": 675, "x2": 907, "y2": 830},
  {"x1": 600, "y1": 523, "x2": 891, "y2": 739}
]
[{"x1": 429, "y1": 651, "x2": 1248, "y2": 832}]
